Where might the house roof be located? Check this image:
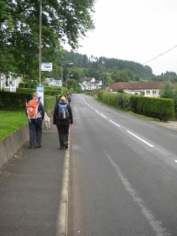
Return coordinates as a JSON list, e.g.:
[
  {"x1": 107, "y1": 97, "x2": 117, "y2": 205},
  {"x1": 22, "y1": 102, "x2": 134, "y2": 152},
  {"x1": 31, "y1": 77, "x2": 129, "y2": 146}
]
[
  {"x1": 109, "y1": 82, "x2": 163, "y2": 92},
  {"x1": 80, "y1": 77, "x2": 95, "y2": 82}
]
